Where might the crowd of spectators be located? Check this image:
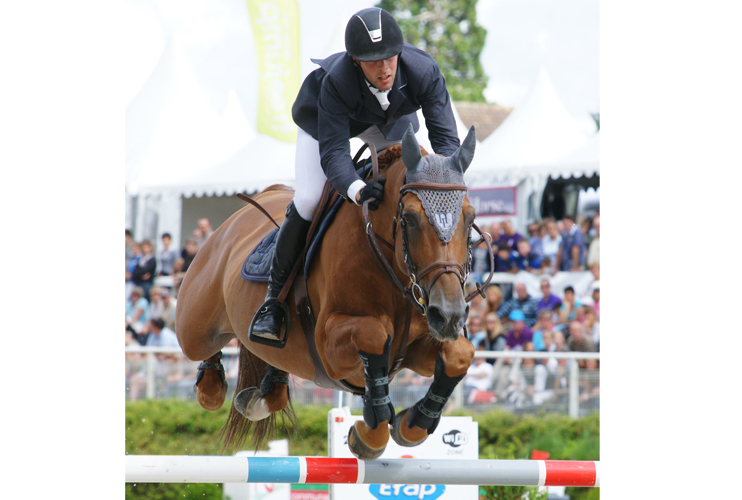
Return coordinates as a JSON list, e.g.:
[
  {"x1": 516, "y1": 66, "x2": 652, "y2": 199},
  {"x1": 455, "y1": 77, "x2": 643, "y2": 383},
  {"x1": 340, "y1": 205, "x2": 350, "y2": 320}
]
[
  {"x1": 463, "y1": 211, "x2": 601, "y2": 410},
  {"x1": 125, "y1": 210, "x2": 601, "y2": 412},
  {"x1": 125, "y1": 218, "x2": 214, "y2": 347}
]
